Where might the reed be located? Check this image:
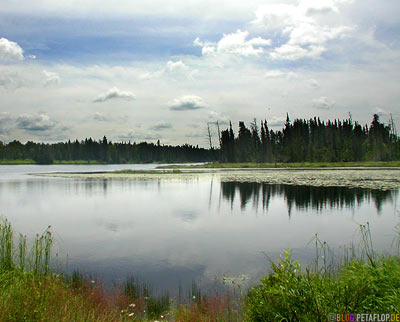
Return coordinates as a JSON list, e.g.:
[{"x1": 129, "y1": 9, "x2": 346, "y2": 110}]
[{"x1": 0, "y1": 219, "x2": 52, "y2": 274}]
